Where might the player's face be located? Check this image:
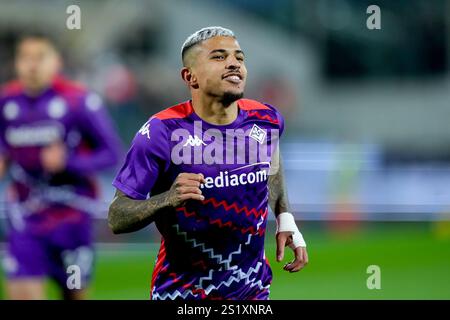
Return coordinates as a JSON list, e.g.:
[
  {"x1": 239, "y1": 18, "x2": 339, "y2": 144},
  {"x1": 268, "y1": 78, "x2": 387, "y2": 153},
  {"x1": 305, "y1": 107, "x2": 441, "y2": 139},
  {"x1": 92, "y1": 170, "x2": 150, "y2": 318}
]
[
  {"x1": 192, "y1": 36, "x2": 247, "y2": 102},
  {"x1": 15, "y1": 39, "x2": 61, "y2": 93}
]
